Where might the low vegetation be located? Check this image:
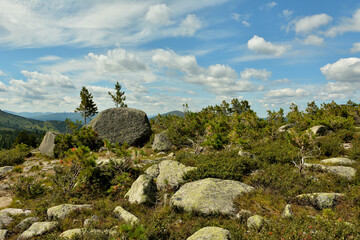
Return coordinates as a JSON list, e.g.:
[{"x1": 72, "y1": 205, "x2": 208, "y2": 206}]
[{"x1": 1, "y1": 99, "x2": 360, "y2": 239}]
